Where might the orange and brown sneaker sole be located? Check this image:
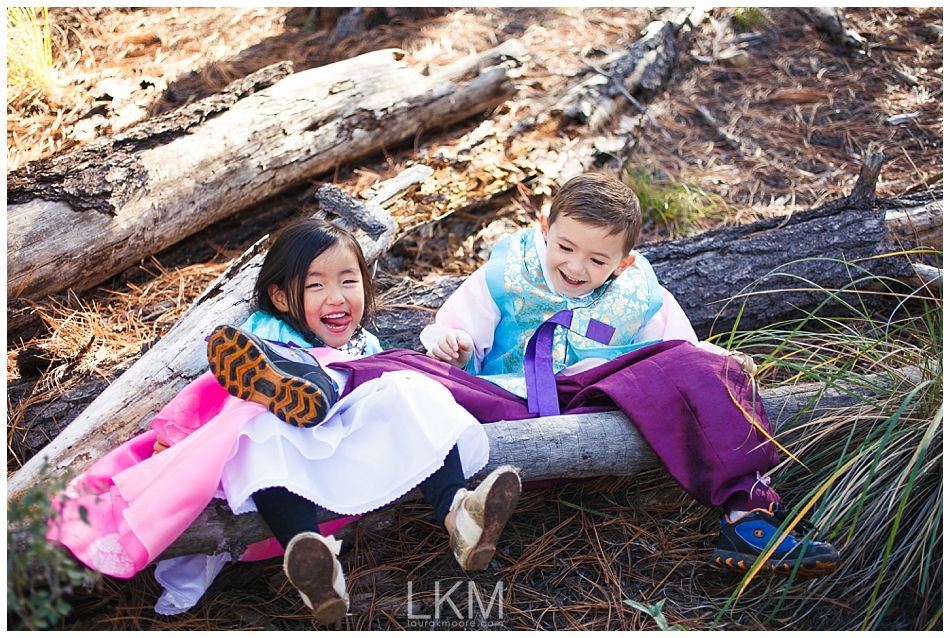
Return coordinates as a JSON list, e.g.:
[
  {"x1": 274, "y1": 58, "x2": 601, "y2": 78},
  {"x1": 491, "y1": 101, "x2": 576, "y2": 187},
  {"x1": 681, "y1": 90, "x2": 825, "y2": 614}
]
[
  {"x1": 712, "y1": 553, "x2": 839, "y2": 579},
  {"x1": 207, "y1": 325, "x2": 329, "y2": 428}
]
